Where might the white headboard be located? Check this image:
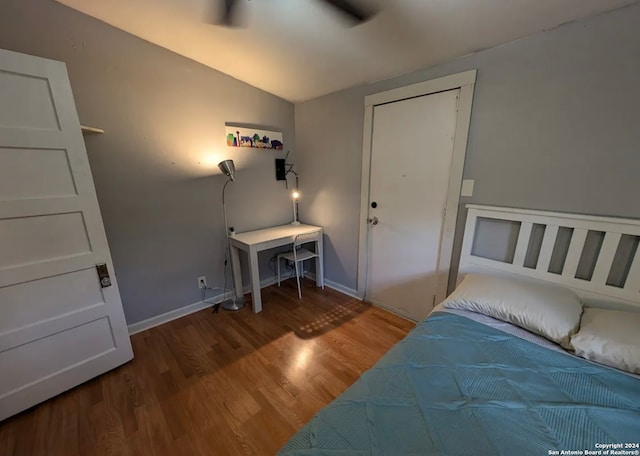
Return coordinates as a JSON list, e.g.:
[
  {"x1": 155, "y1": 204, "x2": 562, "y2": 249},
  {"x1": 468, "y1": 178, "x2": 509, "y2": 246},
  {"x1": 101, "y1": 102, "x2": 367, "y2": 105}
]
[{"x1": 459, "y1": 205, "x2": 640, "y2": 311}]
